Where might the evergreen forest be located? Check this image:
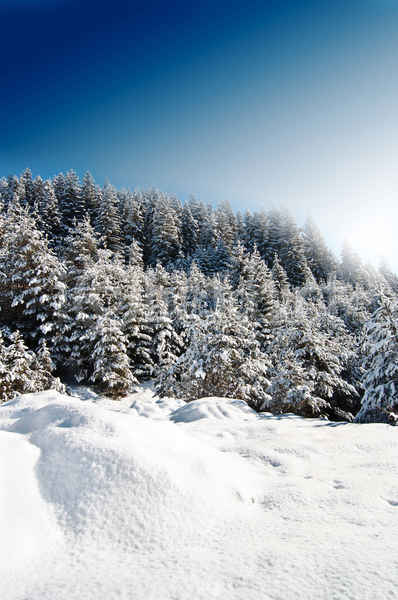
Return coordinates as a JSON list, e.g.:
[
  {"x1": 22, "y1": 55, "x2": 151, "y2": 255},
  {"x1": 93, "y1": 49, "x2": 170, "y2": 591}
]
[{"x1": 0, "y1": 168, "x2": 397, "y2": 425}]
